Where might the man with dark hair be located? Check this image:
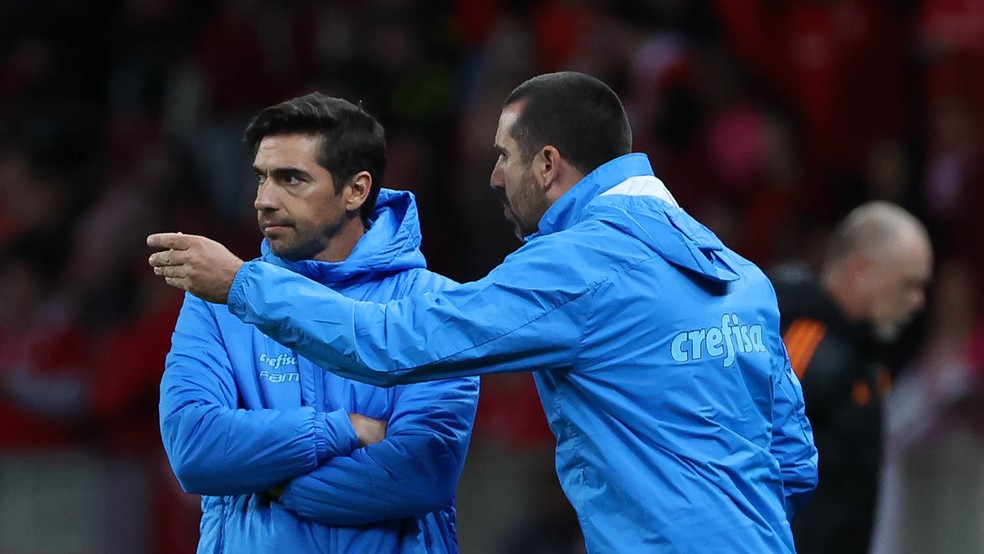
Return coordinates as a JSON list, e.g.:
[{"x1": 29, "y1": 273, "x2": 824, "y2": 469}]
[
  {"x1": 502, "y1": 71, "x2": 632, "y2": 176},
  {"x1": 156, "y1": 92, "x2": 479, "y2": 553},
  {"x1": 773, "y1": 201, "x2": 933, "y2": 554},
  {"x1": 242, "y1": 94, "x2": 385, "y2": 226},
  {"x1": 150, "y1": 73, "x2": 817, "y2": 552}
]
